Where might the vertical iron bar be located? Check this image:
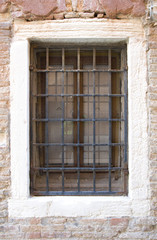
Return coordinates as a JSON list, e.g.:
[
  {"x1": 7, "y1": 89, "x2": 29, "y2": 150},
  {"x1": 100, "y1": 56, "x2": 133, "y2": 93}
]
[
  {"x1": 98, "y1": 71, "x2": 100, "y2": 165},
  {"x1": 55, "y1": 71, "x2": 57, "y2": 101},
  {"x1": 124, "y1": 69, "x2": 128, "y2": 163},
  {"x1": 30, "y1": 46, "x2": 34, "y2": 193},
  {"x1": 93, "y1": 48, "x2": 96, "y2": 192},
  {"x1": 62, "y1": 48, "x2": 65, "y2": 192},
  {"x1": 88, "y1": 72, "x2": 89, "y2": 164},
  {"x1": 45, "y1": 48, "x2": 49, "y2": 193},
  {"x1": 108, "y1": 49, "x2": 112, "y2": 193},
  {"x1": 122, "y1": 48, "x2": 128, "y2": 194},
  {"x1": 77, "y1": 48, "x2": 80, "y2": 192}
]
